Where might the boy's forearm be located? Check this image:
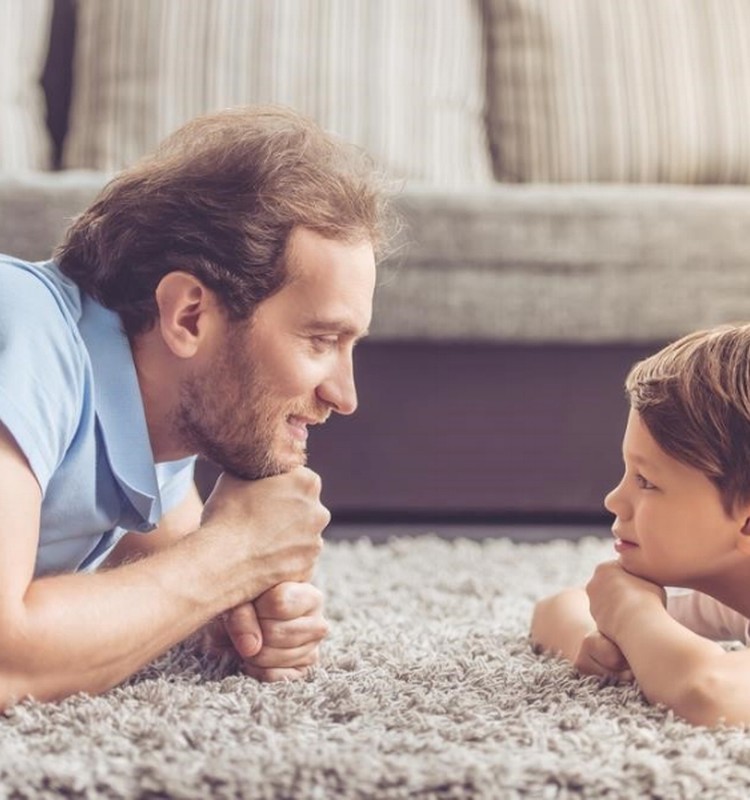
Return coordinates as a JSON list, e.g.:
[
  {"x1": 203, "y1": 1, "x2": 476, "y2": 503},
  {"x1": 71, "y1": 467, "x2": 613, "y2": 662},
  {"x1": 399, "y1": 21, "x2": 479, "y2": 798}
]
[
  {"x1": 531, "y1": 588, "x2": 596, "y2": 662},
  {"x1": 612, "y1": 607, "x2": 728, "y2": 724}
]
